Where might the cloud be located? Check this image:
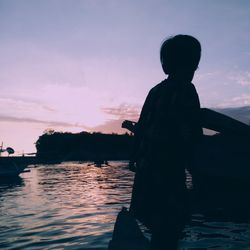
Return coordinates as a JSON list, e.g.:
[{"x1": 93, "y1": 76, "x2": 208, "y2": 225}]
[
  {"x1": 91, "y1": 119, "x2": 127, "y2": 134},
  {"x1": 0, "y1": 114, "x2": 89, "y2": 129},
  {"x1": 0, "y1": 97, "x2": 56, "y2": 114},
  {"x1": 0, "y1": 42, "x2": 86, "y2": 88},
  {"x1": 95, "y1": 103, "x2": 141, "y2": 133},
  {"x1": 194, "y1": 69, "x2": 250, "y2": 108},
  {"x1": 228, "y1": 71, "x2": 250, "y2": 86},
  {"x1": 0, "y1": 83, "x2": 114, "y2": 127},
  {"x1": 195, "y1": 71, "x2": 222, "y2": 81},
  {"x1": 215, "y1": 94, "x2": 250, "y2": 108},
  {"x1": 101, "y1": 103, "x2": 140, "y2": 120}
]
